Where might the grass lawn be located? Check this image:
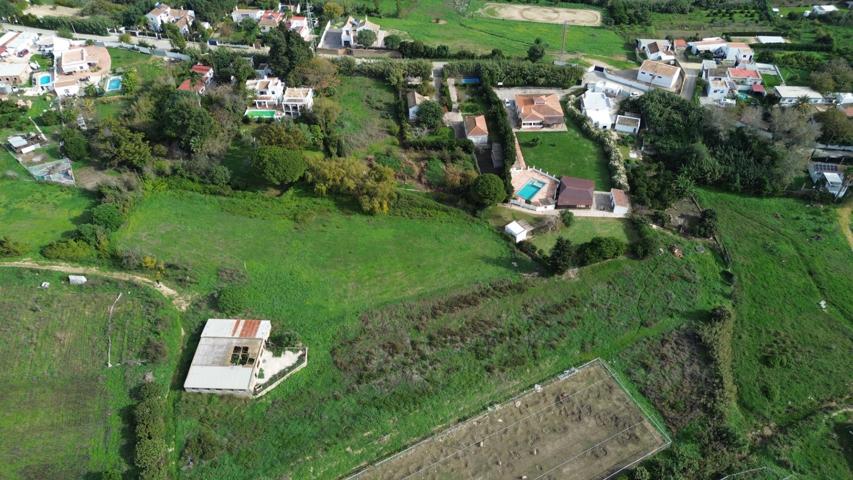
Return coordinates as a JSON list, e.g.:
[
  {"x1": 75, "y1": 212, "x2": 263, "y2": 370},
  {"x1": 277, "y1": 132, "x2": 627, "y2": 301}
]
[
  {"x1": 0, "y1": 268, "x2": 180, "y2": 479},
  {"x1": 355, "y1": 0, "x2": 630, "y2": 62},
  {"x1": 517, "y1": 118, "x2": 610, "y2": 190},
  {"x1": 761, "y1": 72, "x2": 782, "y2": 89},
  {"x1": 0, "y1": 178, "x2": 93, "y2": 257},
  {"x1": 106, "y1": 48, "x2": 167, "y2": 83},
  {"x1": 698, "y1": 190, "x2": 853, "y2": 472},
  {"x1": 336, "y1": 75, "x2": 398, "y2": 154}
]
